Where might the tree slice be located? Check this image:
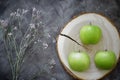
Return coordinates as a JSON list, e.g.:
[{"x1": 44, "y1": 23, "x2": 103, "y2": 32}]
[{"x1": 57, "y1": 13, "x2": 120, "y2": 80}]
